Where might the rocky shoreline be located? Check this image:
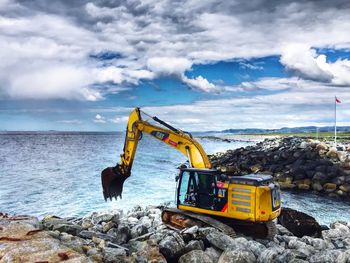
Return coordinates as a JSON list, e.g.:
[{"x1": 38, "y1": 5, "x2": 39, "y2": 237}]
[
  {"x1": 1, "y1": 206, "x2": 350, "y2": 263},
  {"x1": 210, "y1": 137, "x2": 350, "y2": 199},
  {"x1": 2, "y1": 137, "x2": 350, "y2": 262}
]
